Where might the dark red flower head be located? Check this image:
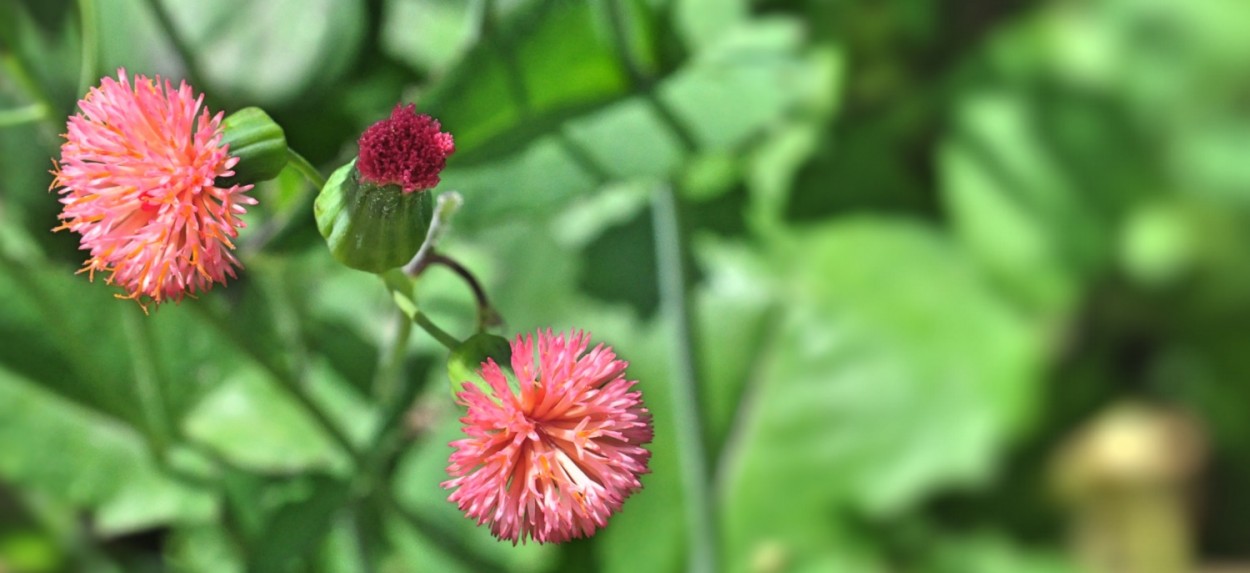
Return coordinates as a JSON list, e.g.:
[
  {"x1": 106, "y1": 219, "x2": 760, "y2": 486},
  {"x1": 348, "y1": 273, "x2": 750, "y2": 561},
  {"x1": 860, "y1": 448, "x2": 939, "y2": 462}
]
[{"x1": 356, "y1": 104, "x2": 455, "y2": 193}]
